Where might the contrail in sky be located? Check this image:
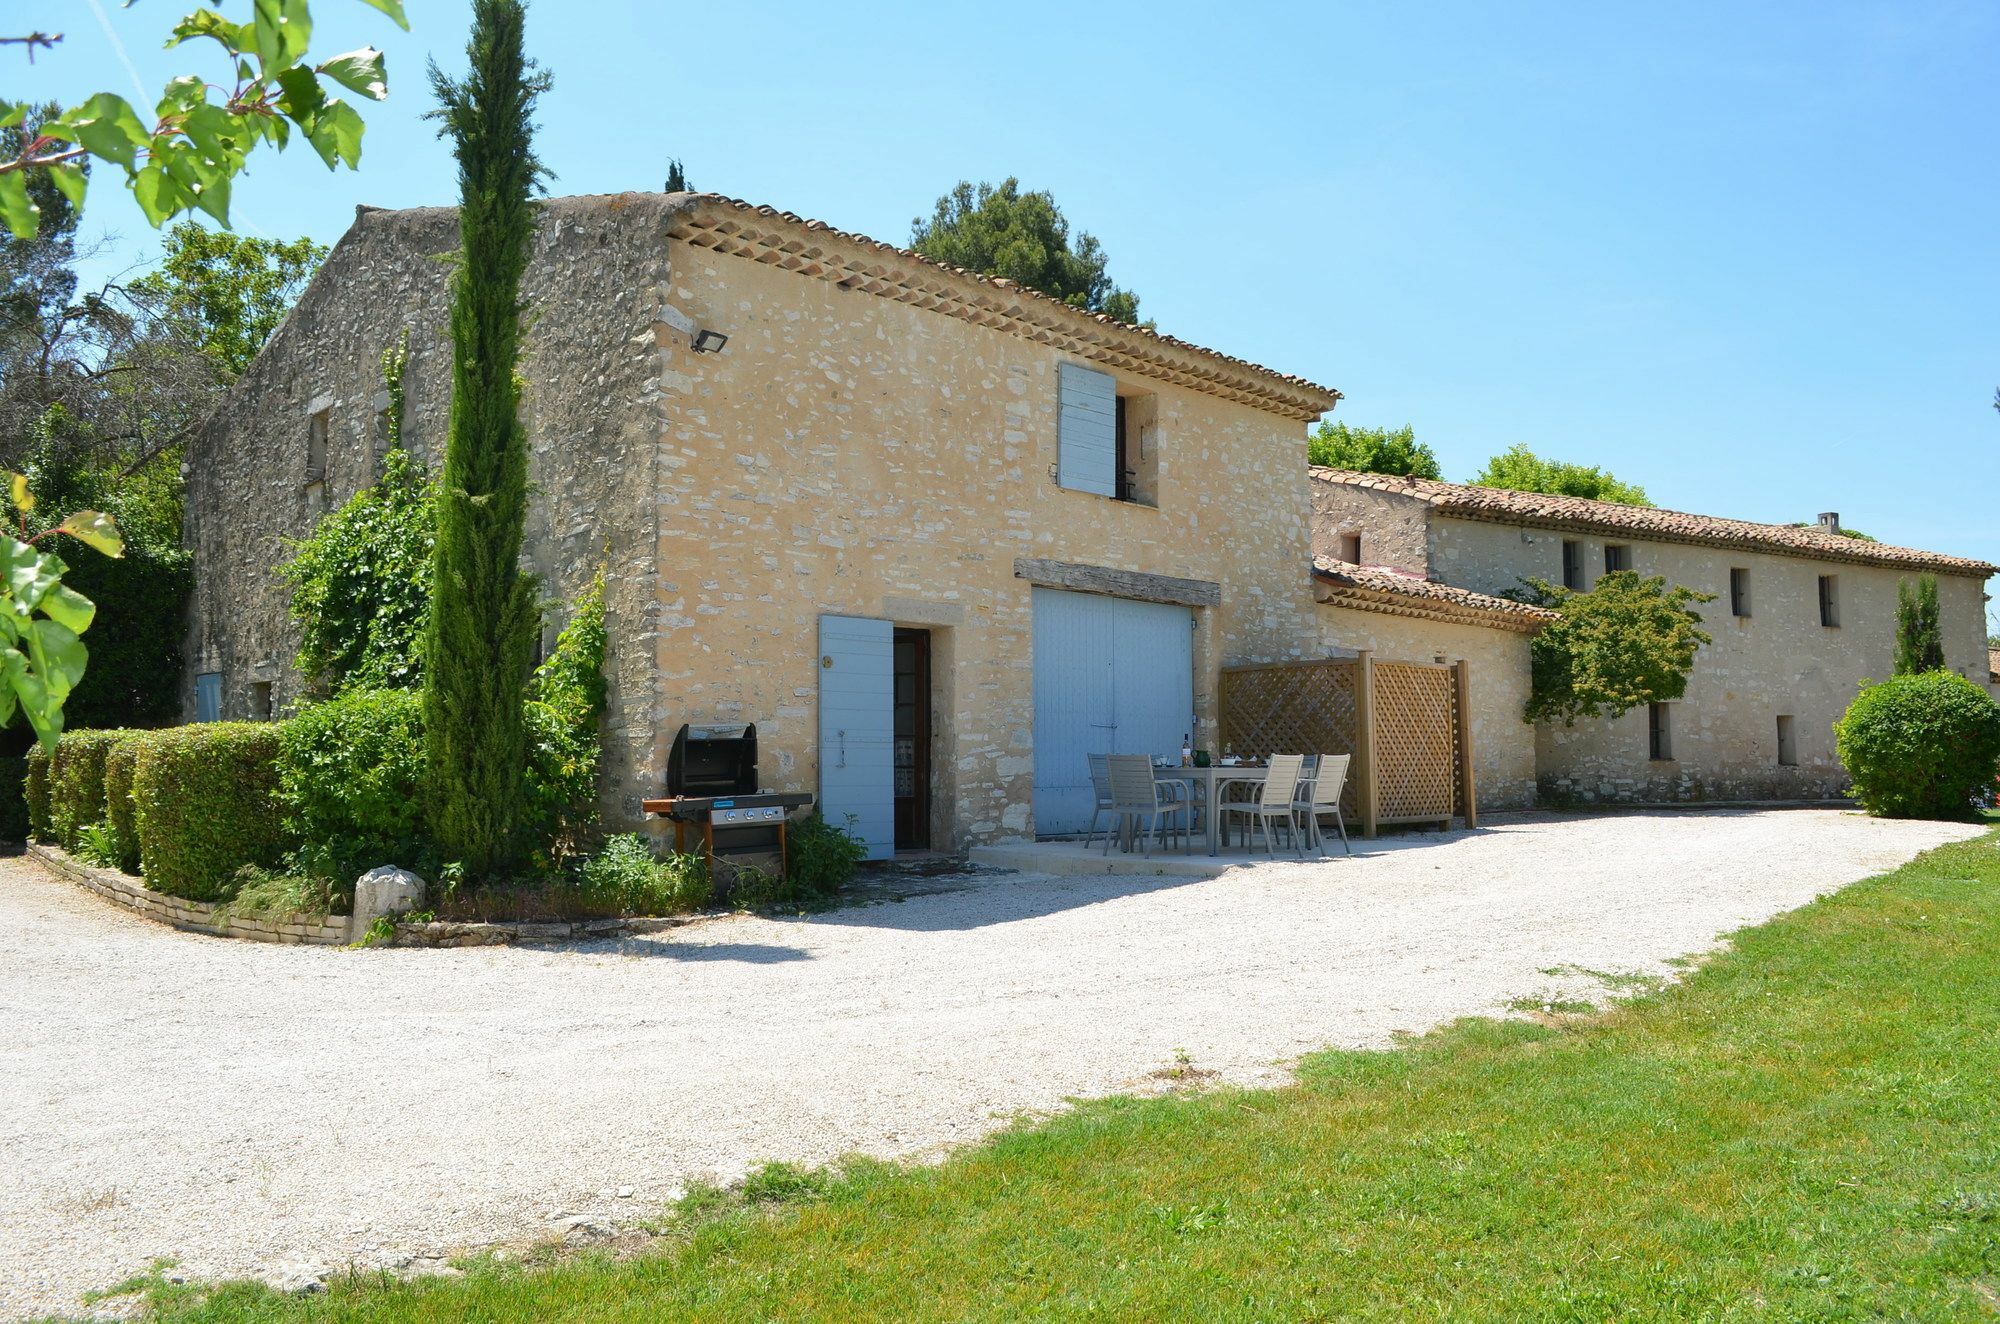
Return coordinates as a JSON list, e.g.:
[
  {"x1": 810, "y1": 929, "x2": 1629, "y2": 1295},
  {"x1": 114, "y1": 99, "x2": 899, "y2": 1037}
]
[{"x1": 84, "y1": 0, "x2": 152, "y2": 110}]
